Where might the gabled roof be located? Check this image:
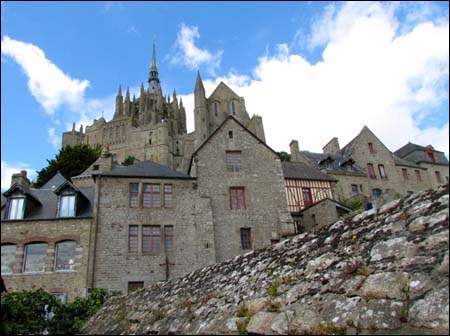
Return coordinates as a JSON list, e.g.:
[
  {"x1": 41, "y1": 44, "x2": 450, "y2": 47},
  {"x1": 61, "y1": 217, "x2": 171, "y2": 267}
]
[
  {"x1": 282, "y1": 161, "x2": 336, "y2": 182},
  {"x1": 3, "y1": 183, "x2": 42, "y2": 205},
  {"x1": 394, "y1": 142, "x2": 449, "y2": 166},
  {"x1": 301, "y1": 151, "x2": 366, "y2": 176},
  {"x1": 188, "y1": 115, "x2": 277, "y2": 174},
  {"x1": 95, "y1": 160, "x2": 193, "y2": 179},
  {"x1": 341, "y1": 125, "x2": 392, "y2": 157},
  {"x1": 208, "y1": 81, "x2": 240, "y2": 100},
  {"x1": 41, "y1": 171, "x2": 67, "y2": 190},
  {"x1": 72, "y1": 157, "x2": 101, "y2": 179},
  {"x1": 392, "y1": 154, "x2": 425, "y2": 169}
]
